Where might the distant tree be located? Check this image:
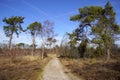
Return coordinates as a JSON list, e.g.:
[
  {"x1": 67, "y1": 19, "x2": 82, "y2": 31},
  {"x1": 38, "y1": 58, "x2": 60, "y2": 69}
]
[
  {"x1": 47, "y1": 38, "x2": 57, "y2": 53},
  {"x1": 70, "y1": 2, "x2": 120, "y2": 61},
  {"x1": 16, "y1": 43, "x2": 25, "y2": 49},
  {"x1": 47, "y1": 37, "x2": 57, "y2": 48},
  {"x1": 54, "y1": 44, "x2": 59, "y2": 53},
  {"x1": 3, "y1": 16, "x2": 24, "y2": 53},
  {"x1": 29, "y1": 44, "x2": 37, "y2": 49},
  {"x1": 27, "y1": 21, "x2": 42, "y2": 55}
]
